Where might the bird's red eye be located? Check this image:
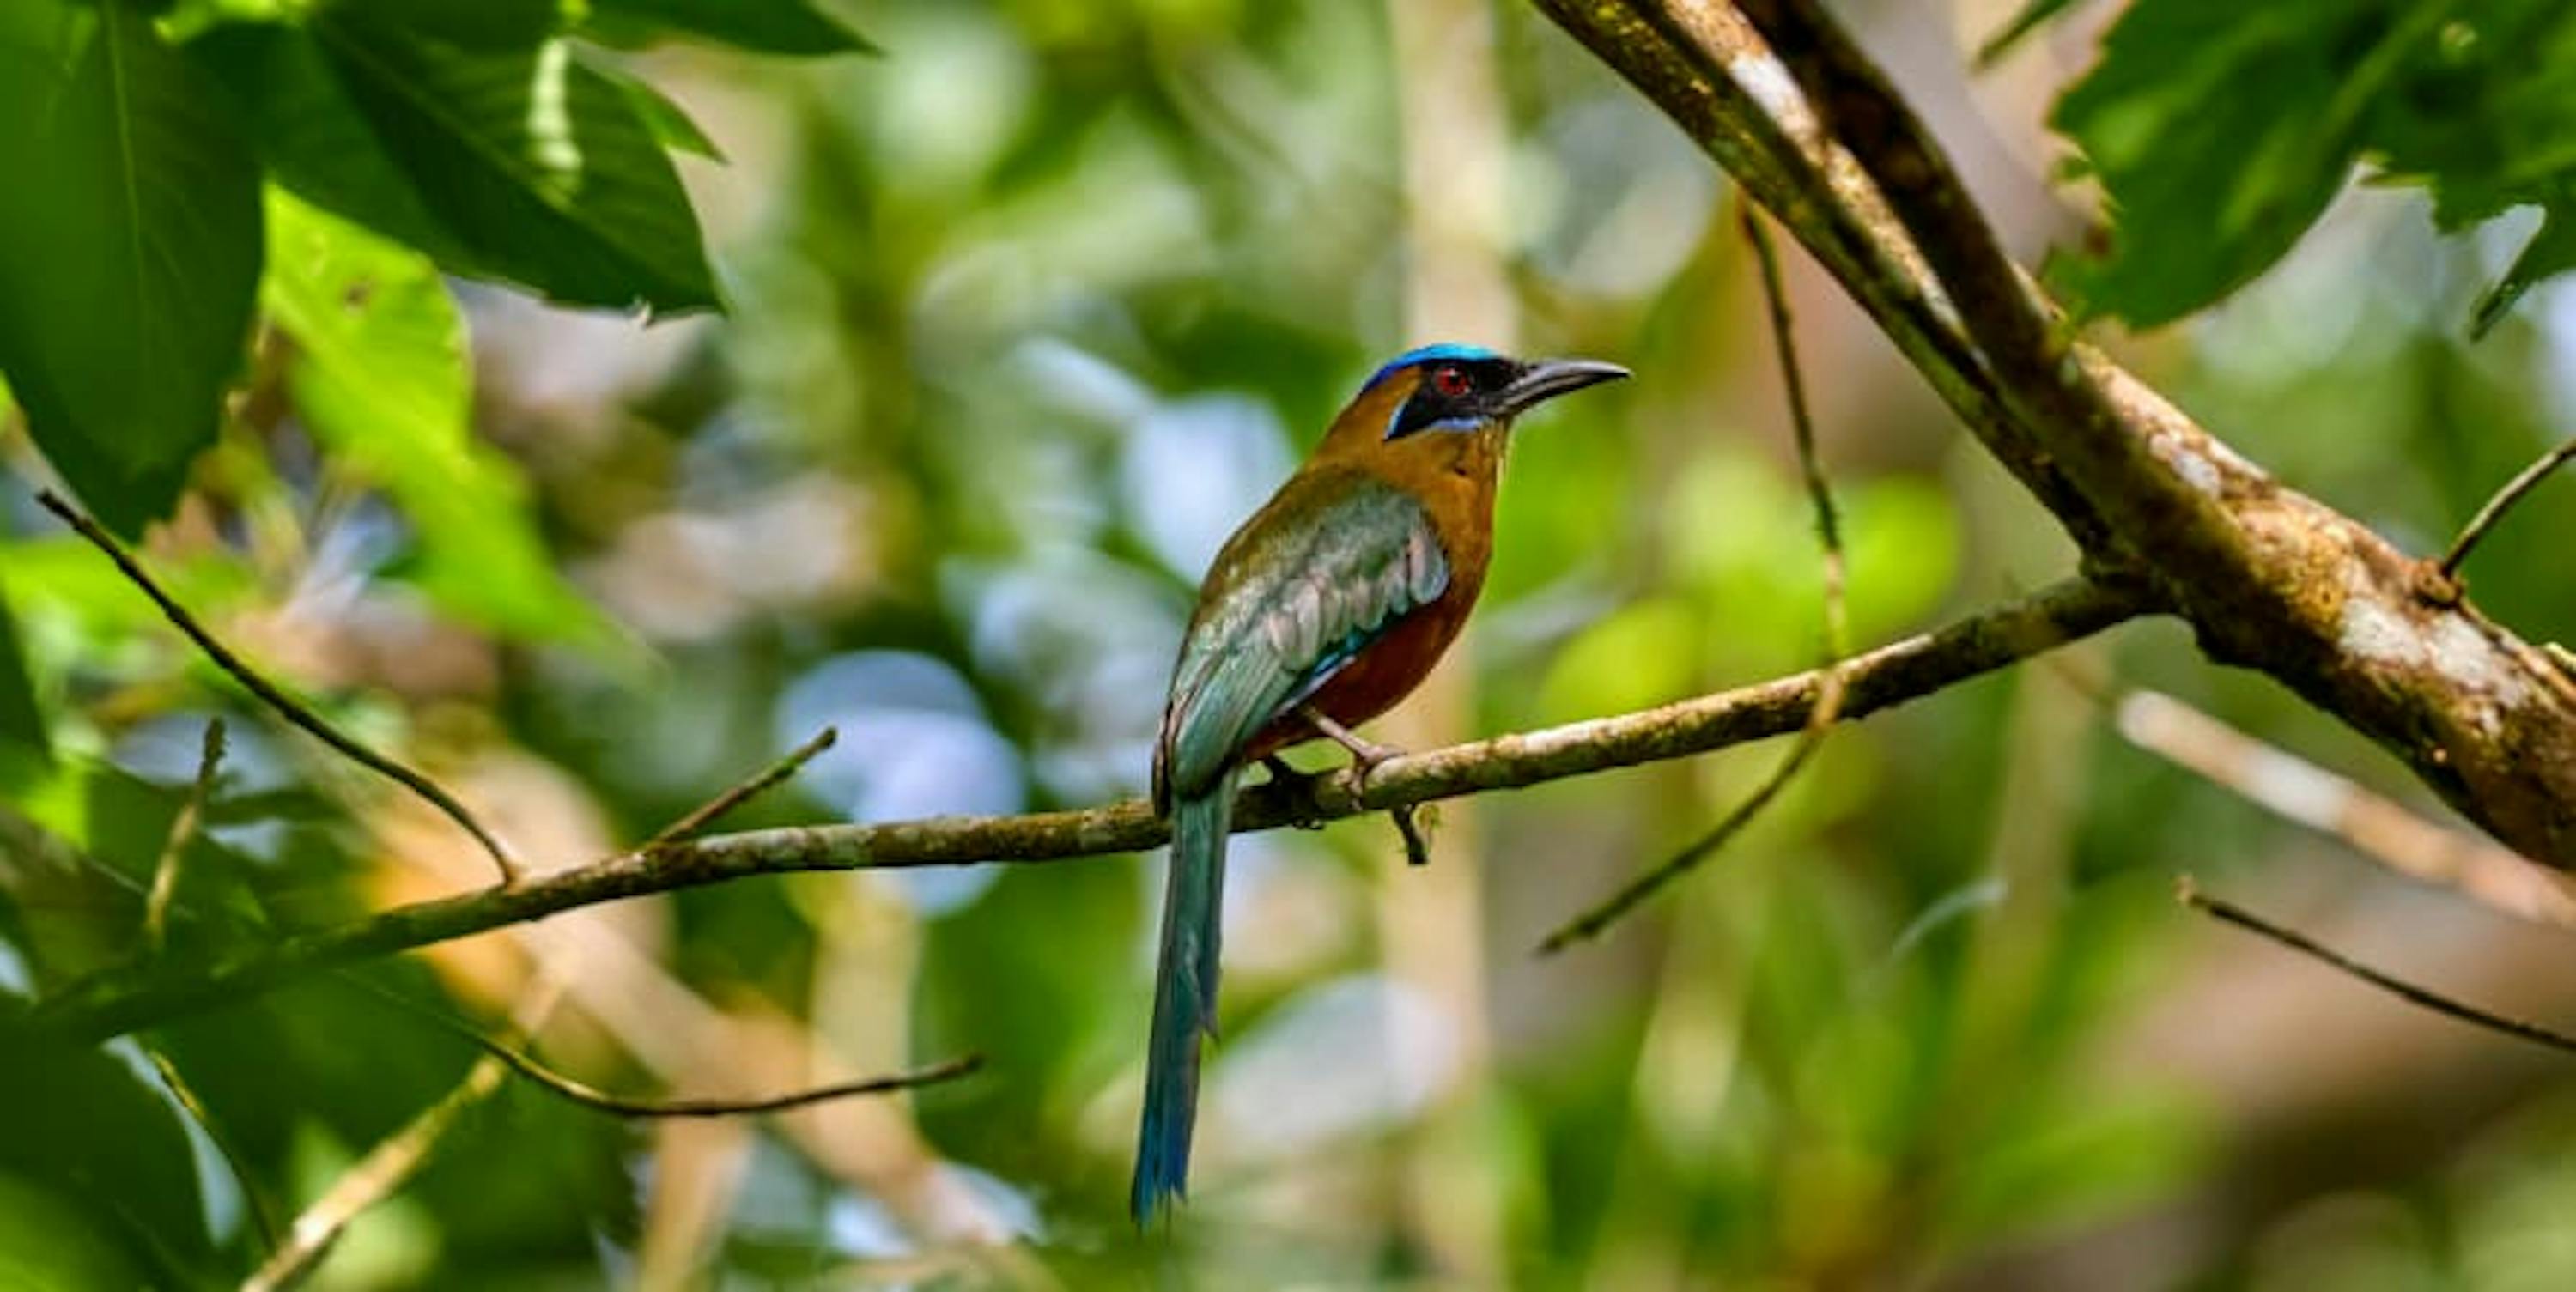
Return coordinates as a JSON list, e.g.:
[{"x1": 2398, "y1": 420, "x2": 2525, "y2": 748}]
[{"x1": 1431, "y1": 365, "x2": 1472, "y2": 397}]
